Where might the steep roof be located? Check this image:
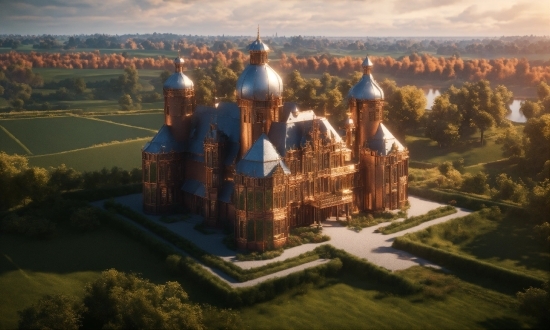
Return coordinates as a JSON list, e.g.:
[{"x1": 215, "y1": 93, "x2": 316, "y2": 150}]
[
  {"x1": 142, "y1": 125, "x2": 184, "y2": 154},
  {"x1": 367, "y1": 123, "x2": 405, "y2": 156},
  {"x1": 235, "y1": 134, "x2": 290, "y2": 178},
  {"x1": 268, "y1": 111, "x2": 343, "y2": 157}
]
